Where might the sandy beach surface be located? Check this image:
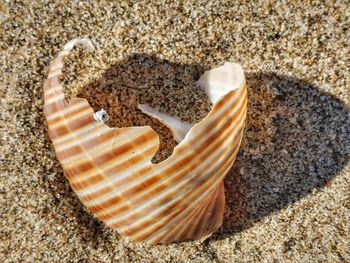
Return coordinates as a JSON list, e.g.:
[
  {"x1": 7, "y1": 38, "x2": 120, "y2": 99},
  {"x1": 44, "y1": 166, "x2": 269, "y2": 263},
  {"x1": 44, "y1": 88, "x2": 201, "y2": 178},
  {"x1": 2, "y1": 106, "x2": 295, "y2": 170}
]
[{"x1": 1, "y1": 1, "x2": 349, "y2": 262}]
